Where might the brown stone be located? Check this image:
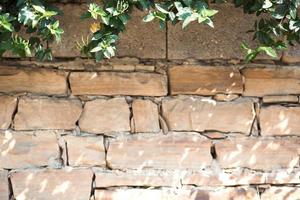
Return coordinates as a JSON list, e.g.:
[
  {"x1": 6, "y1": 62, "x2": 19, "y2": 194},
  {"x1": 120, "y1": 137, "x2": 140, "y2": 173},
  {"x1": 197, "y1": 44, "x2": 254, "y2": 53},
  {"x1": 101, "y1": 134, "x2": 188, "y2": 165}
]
[
  {"x1": 260, "y1": 106, "x2": 300, "y2": 136},
  {"x1": 0, "y1": 131, "x2": 59, "y2": 169},
  {"x1": 51, "y1": 4, "x2": 92, "y2": 57},
  {"x1": 162, "y1": 97, "x2": 255, "y2": 134},
  {"x1": 182, "y1": 169, "x2": 265, "y2": 186},
  {"x1": 79, "y1": 98, "x2": 130, "y2": 134},
  {"x1": 95, "y1": 187, "x2": 259, "y2": 200},
  {"x1": 215, "y1": 137, "x2": 300, "y2": 170},
  {"x1": 132, "y1": 99, "x2": 160, "y2": 133},
  {"x1": 94, "y1": 169, "x2": 179, "y2": 188},
  {"x1": 261, "y1": 187, "x2": 300, "y2": 200},
  {"x1": 0, "y1": 170, "x2": 8, "y2": 200},
  {"x1": 169, "y1": 66, "x2": 243, "y2": 95},
  {"x1": 107, "y1": 133, "x2": 212, "y2": 170},
  {"x1": 265, "y1": 170, "x2": 300, "y2": 184},
  {"x1": 281, "y1": 45, "x2": 300, "y2": 64},
  {"x1": 0, "y1": 96, "x2": 17, "y2": 129},
  {"x1": 117, "y1": 9, "x2": 166, "y2": 59},
  {"x1": 168, "y1": 4, "x2": 258, "y2": 59},
  {"x1": 69, "y1": 72, "x2": 167, "y2": 96},
  {"x1": 64, "y1": 135, "x2": 106, "y2": 167},
  {"x1": 262, "y1": 95, "x2": 299, "y2": 103},
  {"x1": 13, "y1": 97, "x2": 82, "y2": 130},
  {"x1": 11, "y1": 168, "x2": 93, "y2": 200},
  {"x1": 242, "y1": 67, "x2": 300, "y2": 96},
  {"x1": 213, "y1": 94, "x2": 240, "y2": 102},
  {"x1": 0, "y1": 66, "x2": 67, "y2": 95}
]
